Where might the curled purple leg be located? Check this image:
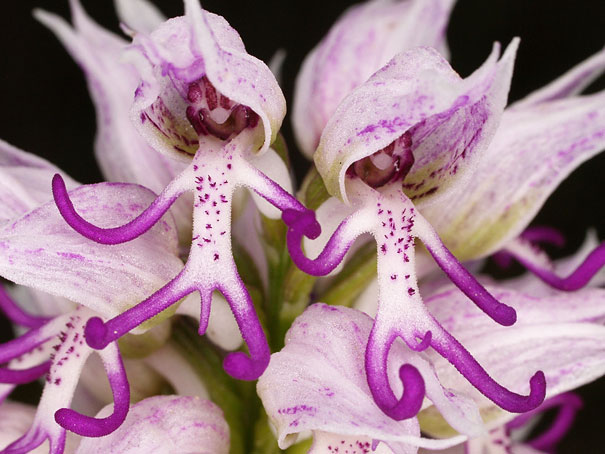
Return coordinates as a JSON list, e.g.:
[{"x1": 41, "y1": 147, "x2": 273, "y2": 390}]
[
  {"x1": 521, "y1": 226, "x2": 566, "y2": 247},
  {"x1": 421, "y1": 228, "x2": 517, "y2": 326},
  {"x1": 366, "y1": 344, "x2": 423, "y2": 422},
  {"x1": 0, "y1": 361, "x2": 50, "y2": 384},
  {"x1": 219, "y1": 278, "x2": 270, "y2": 381},
  {"x1": 0, "y1": 286, "x2": 48, "y2": 328},
  {"x1": 52, "y1": 173, "x2": 184, "y2": 245},
  {"x1": 507, "y1": 392, "x2": 582, "y2": 451},
  {"x1": 429, "y1": 319, "x2": 545, "y2": 413},
  {"x1": 365, "y1": 329, "x2": 426, "y2": 420},
  {"x1": 515, "y1": 242, "x2": 605, "y2": 291},
  {"x1": 285, "y1": 212, "x2": 362, "y2": 276},
  {"x1": 85, "y1": 273, "x2": 194, "y2": 350},
  {"x1": 0, "y1": 317, "x2": 62, "y2": 363},
  {"x1": 55, "y1": 342, "x2": 130, "y2": 437}
]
